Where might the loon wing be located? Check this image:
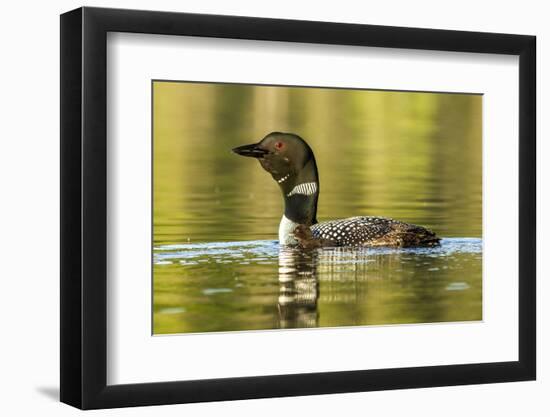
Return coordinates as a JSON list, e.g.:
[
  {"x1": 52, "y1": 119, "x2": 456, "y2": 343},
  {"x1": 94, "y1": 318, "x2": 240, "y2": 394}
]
[{"x1": 311, "y1": 216, "x2": 439, "y2": 247}]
